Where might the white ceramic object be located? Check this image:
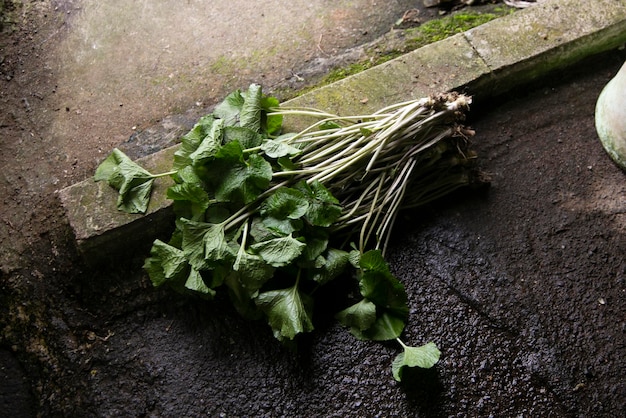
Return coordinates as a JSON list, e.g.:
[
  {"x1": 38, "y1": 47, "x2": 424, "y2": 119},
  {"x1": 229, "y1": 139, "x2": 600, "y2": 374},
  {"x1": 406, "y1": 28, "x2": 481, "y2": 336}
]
[{"x1": 595, "y1": 61, "x2": 626, "y2": 171}]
